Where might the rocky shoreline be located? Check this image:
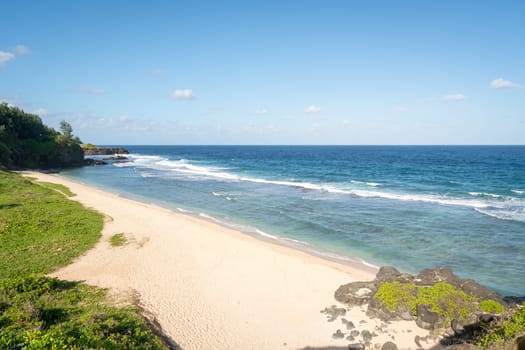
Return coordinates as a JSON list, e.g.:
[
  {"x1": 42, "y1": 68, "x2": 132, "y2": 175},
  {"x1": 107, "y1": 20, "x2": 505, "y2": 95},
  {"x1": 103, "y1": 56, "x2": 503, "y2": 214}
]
[{"x1": 326, "y1": 267, "x2": 525, "y2": 350}]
